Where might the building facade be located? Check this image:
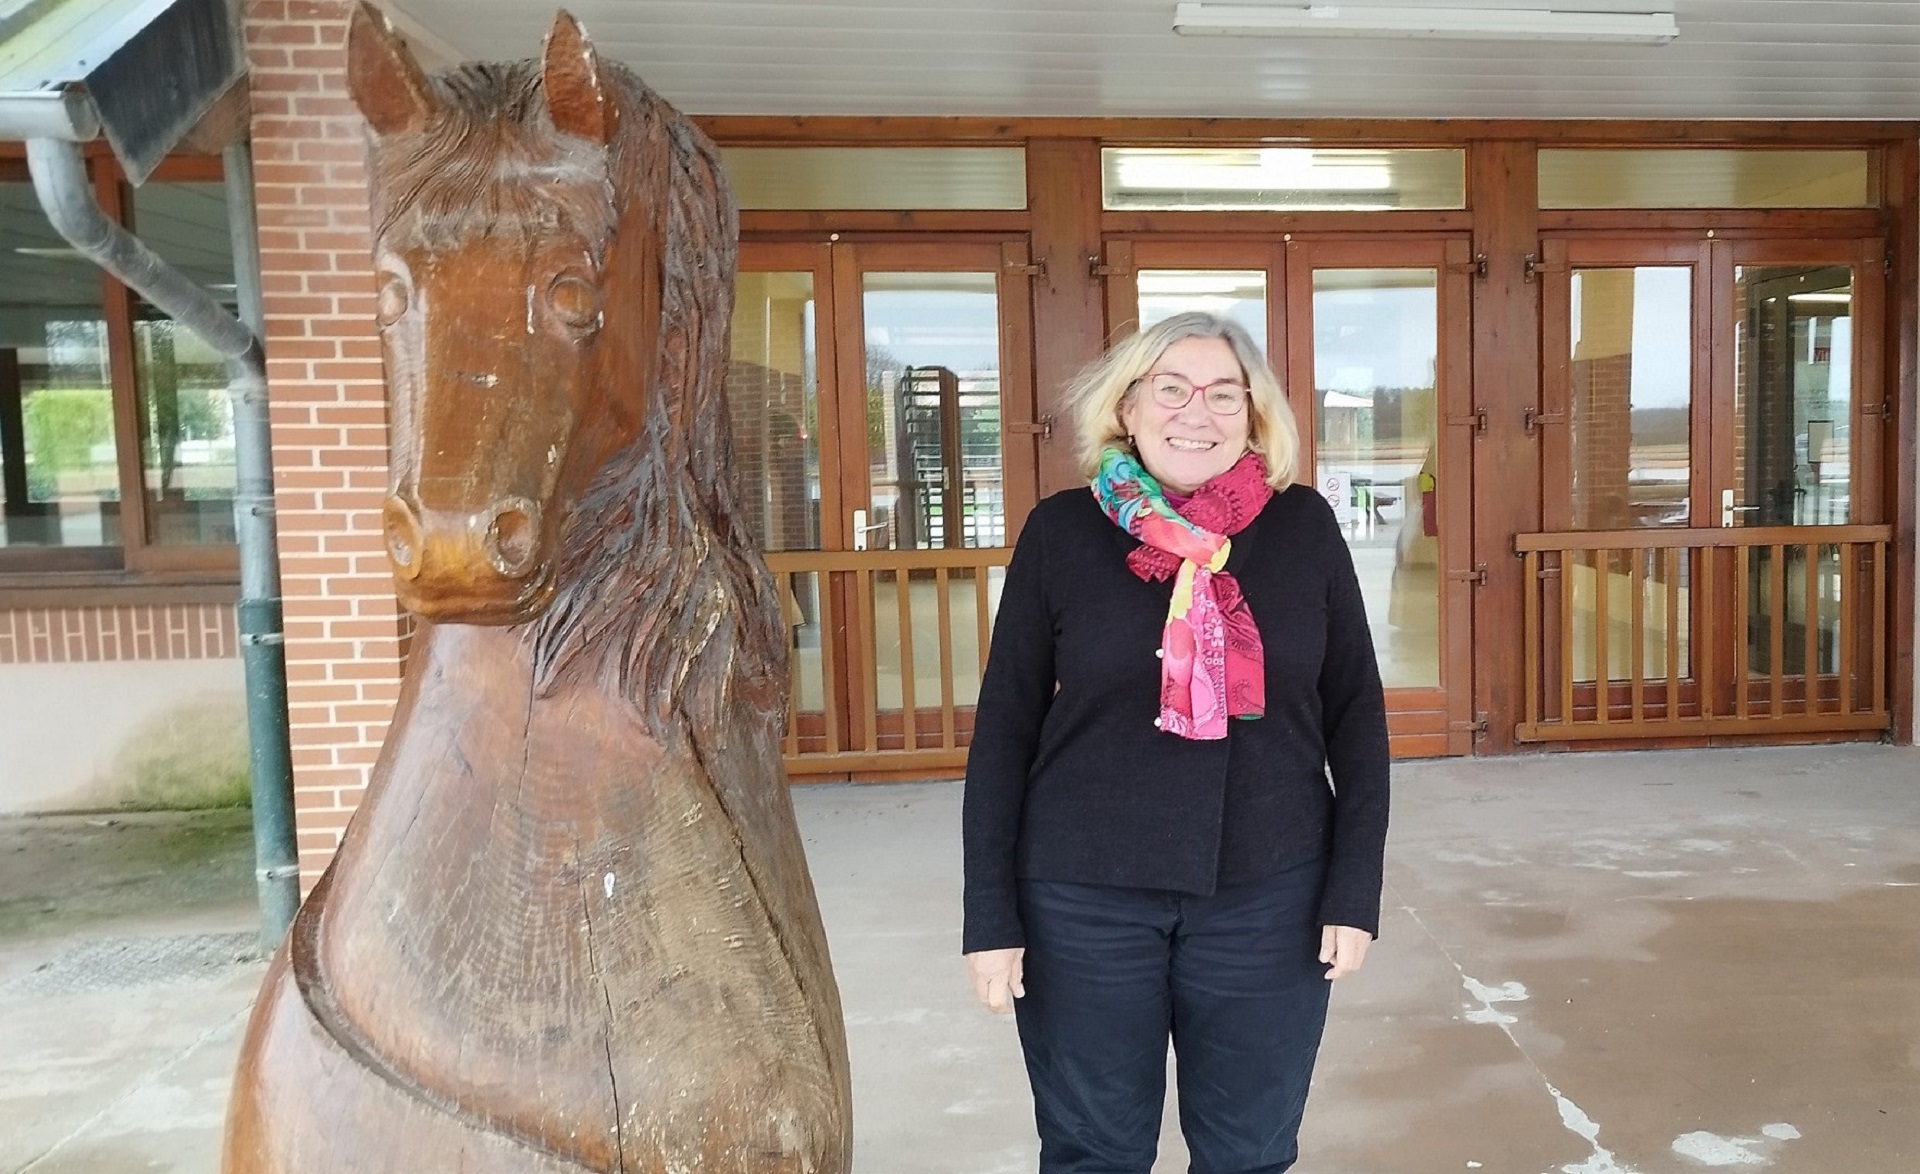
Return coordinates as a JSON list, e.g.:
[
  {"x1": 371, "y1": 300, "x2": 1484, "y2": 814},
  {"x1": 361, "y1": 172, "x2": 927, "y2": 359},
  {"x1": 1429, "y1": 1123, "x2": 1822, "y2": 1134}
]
[{"x1": 2, "y1": 1, "x2": 1914, "y2": 886}]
